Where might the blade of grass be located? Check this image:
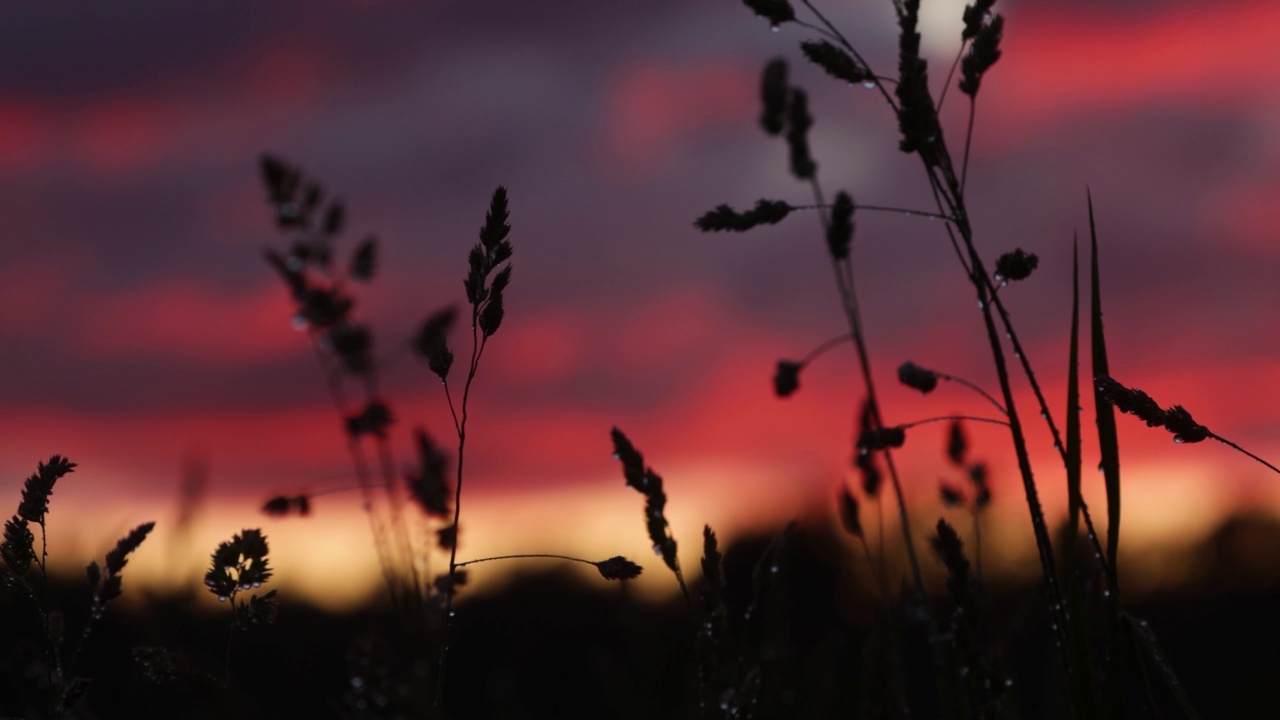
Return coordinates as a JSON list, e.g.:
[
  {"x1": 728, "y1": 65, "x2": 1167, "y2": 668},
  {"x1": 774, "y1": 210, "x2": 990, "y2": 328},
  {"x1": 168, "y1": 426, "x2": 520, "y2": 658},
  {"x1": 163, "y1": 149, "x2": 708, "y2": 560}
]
[
  {"x1": 1066, "y1": 236, "x2": 1083, "y2": 568},
  {"x1": 1062, "y1": 236, "x2": 1099, "y2": 715},
  {"x1": 1089, "y1": 191, "x2": 1121, "y2": 598},
  {"x1": 1089, "y1": 191, "x2": 1124, "y2": 720},
  {"x1": 1124, "y1": 613, "x2": 1203, "y2": 720}
]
